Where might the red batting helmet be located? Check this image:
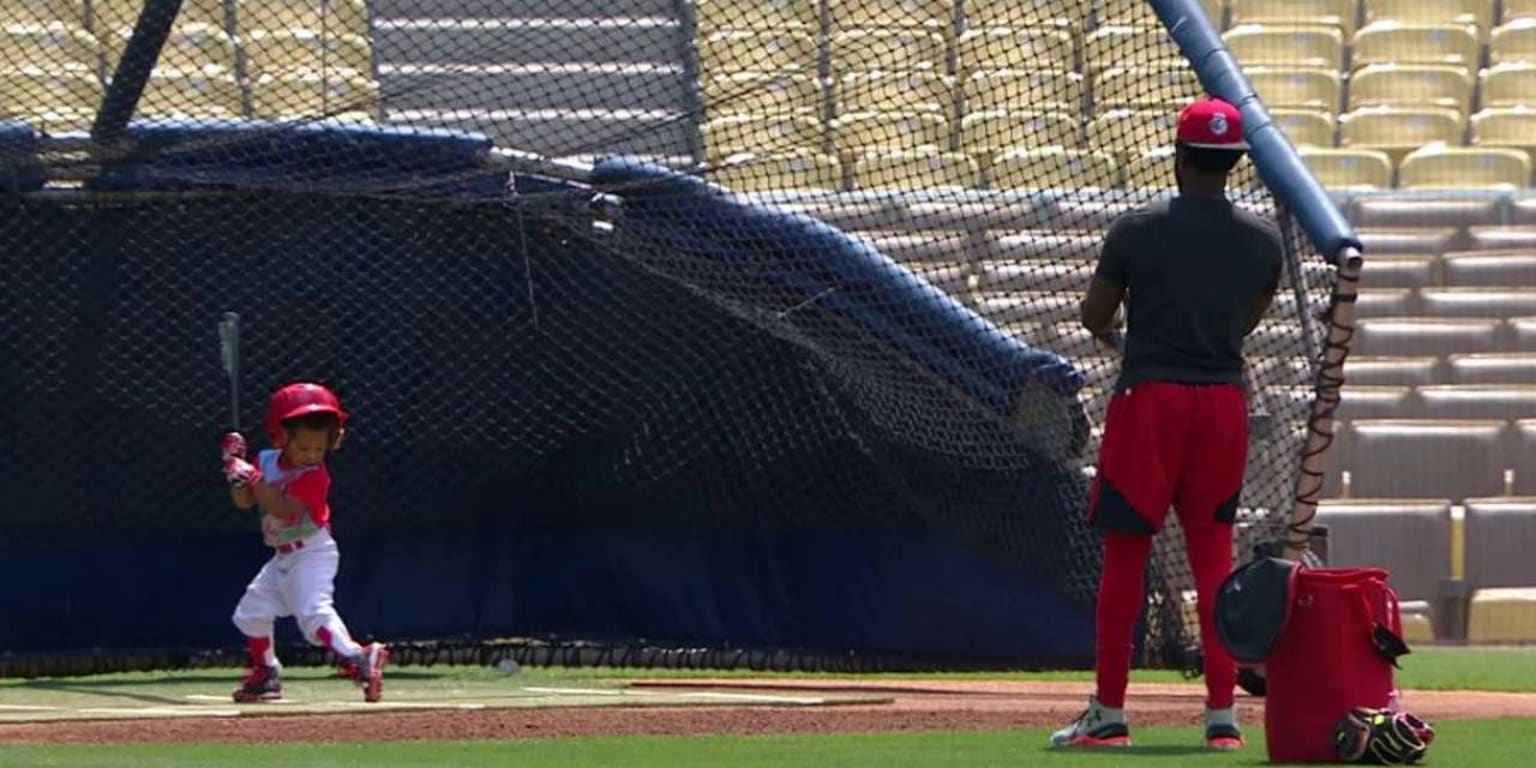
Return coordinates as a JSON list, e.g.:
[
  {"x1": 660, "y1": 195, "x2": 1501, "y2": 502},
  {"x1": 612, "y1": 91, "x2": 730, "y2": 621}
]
[{"x1": 264, "y1": 382, "x2": 348, "y2": 447}]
